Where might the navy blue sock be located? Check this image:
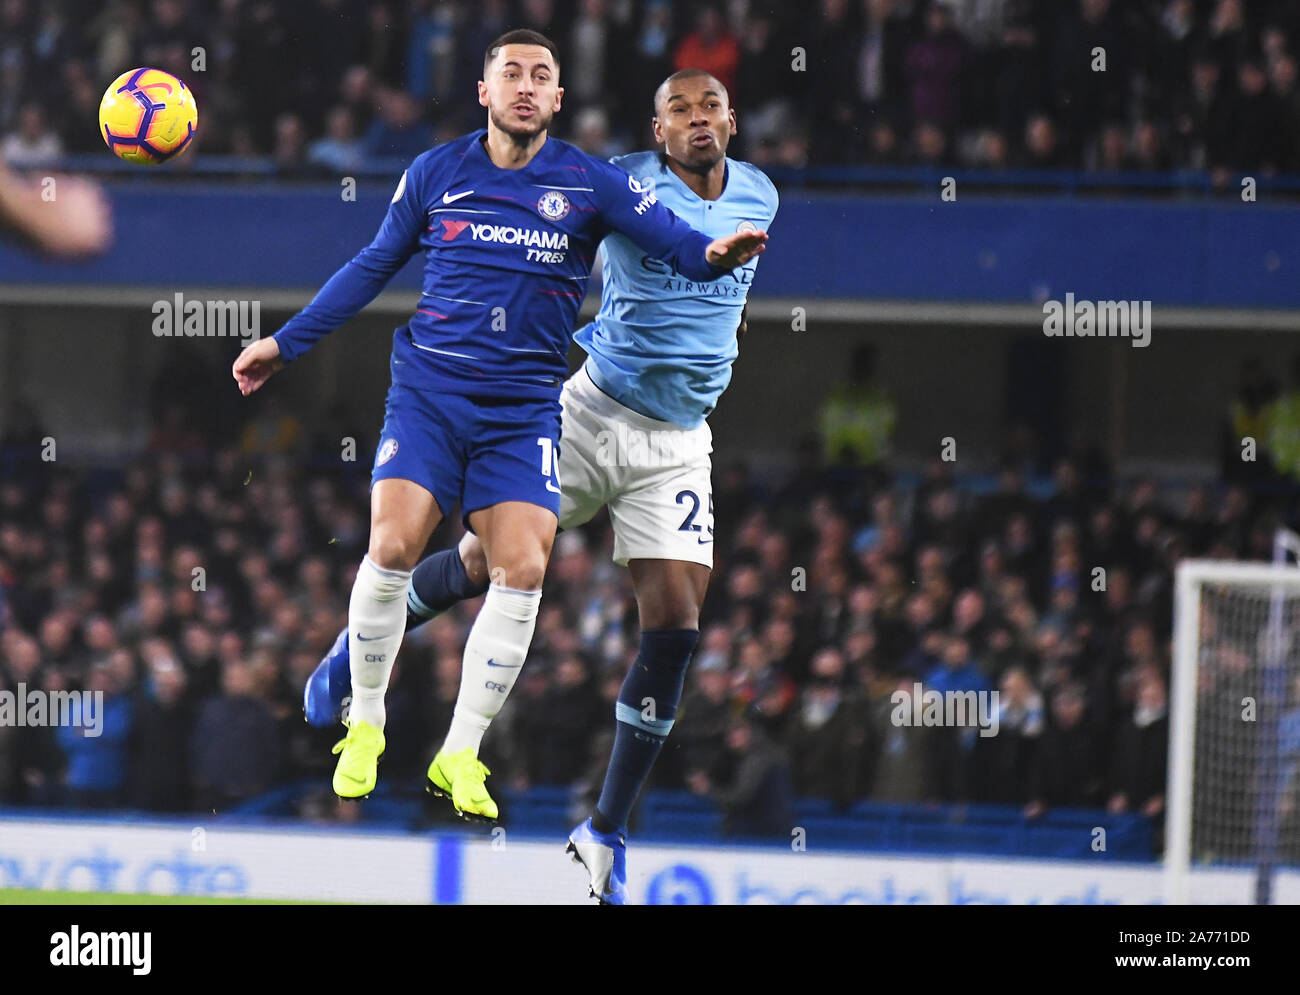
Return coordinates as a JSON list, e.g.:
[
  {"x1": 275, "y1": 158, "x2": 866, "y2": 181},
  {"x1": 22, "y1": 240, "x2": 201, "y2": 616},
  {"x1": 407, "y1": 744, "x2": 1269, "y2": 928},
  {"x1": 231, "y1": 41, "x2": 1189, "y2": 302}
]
[
  {"x1": 405, "y1": 546, "x2": 488, "y2": 628},
  {"x1": 593, "y1": 629, "x2": 699, "y2": 834}
]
